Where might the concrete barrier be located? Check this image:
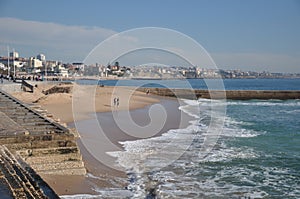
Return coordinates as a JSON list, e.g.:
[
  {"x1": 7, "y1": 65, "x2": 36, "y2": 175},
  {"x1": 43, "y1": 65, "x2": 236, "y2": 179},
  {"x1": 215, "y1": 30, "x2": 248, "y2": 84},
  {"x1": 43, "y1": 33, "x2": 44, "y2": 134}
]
[{"x1": 137, "y1": 87, "x2": 300, "y2": 100}]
